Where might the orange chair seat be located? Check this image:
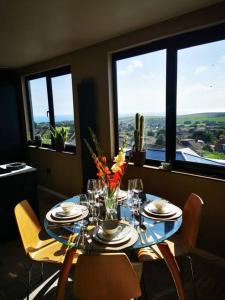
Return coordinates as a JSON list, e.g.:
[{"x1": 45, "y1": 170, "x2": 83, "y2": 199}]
[{"x1": 27, "y1": 237, "x2": 81, "y2": 264}]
